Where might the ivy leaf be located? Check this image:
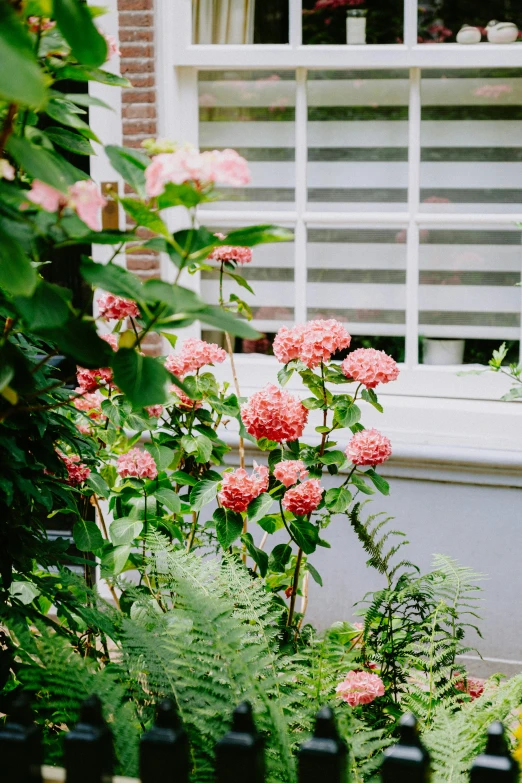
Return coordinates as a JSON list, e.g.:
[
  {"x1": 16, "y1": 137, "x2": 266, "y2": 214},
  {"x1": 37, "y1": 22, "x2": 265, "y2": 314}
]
[
  {"x1": 324, "y1": 487, "x2": 352, "y2": 514},
  {"x1": 334, "y1": 402, "x2": 361, "y2": 428},
  {"x1": 112, "y1": 350, "x2": 169, "y2": 408},
  {"x1": 241, "y1": 533, "x2": 268, "y2": 577},
  {"x1": 306, "y1": 562, "x2": 323, "y2": 586},
  {"x1": 289, "y1": 521, "x2": 318, "y2": 555},
  {"x1": 361, "y1": 388, "x2": 383, "y2": 413},
  {"x1": 144, "y1": 443, "x2": 175, "y2": 472},
  {"x1": 190, "y1": 480, "x2": 218, "y2": 512},
  {"x1": 154, "y1": 488, "x2": 181, "y2": 514},
  {"x1": 110, "y1": 517, "x2": 143, "y2": 546},
  {"x1": 247, "y1": 493, "x2": 274, "y2": 524},
  {"x1": 268, "y1": 543, "x2": 292, "y2": 574},
  {"x1": 73, "y1": 519, "x2": 104, "y2": 552},
  {"x1": 365, "y1": 468, "x2": 390, "y2": 496},
  {"x1": 0, "y1": 232, "x2": 37, "y2": 297},
  {"x1": 214, "y1": 508, "x2": 243, "y2": 549},
  {"x1": 53, "y1": 0, "x2": 108, "y2": 68}
]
